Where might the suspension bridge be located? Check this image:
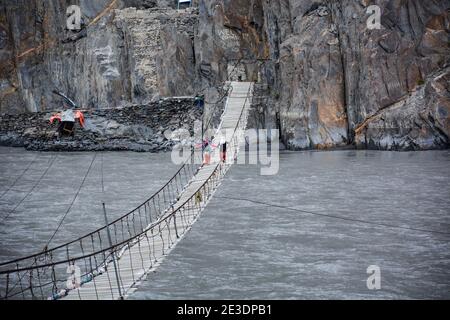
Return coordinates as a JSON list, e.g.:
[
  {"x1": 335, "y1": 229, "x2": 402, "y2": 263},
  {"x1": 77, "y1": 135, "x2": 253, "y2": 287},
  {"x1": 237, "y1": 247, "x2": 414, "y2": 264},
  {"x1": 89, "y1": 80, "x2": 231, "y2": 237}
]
[{"x1": 0, "y1": 81, "x2": 254, "y2": 300}]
